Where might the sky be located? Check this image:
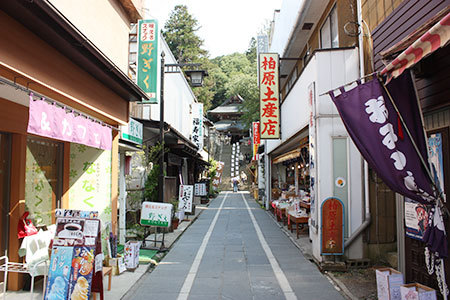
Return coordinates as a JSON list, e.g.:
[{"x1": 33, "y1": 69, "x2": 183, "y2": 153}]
[{"x1": 145, "y1": 0, "x2": 282, "y2": 58}]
